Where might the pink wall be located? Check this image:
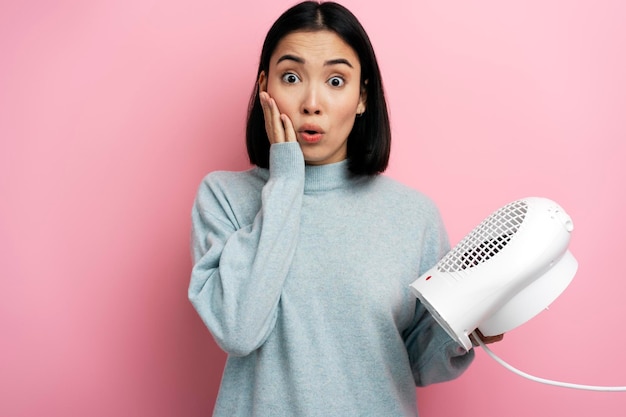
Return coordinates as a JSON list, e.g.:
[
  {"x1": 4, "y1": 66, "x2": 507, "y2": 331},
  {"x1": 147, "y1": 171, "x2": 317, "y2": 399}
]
[{"x1": 1, "y1": 0, "x2": 625, "y2": 415}]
